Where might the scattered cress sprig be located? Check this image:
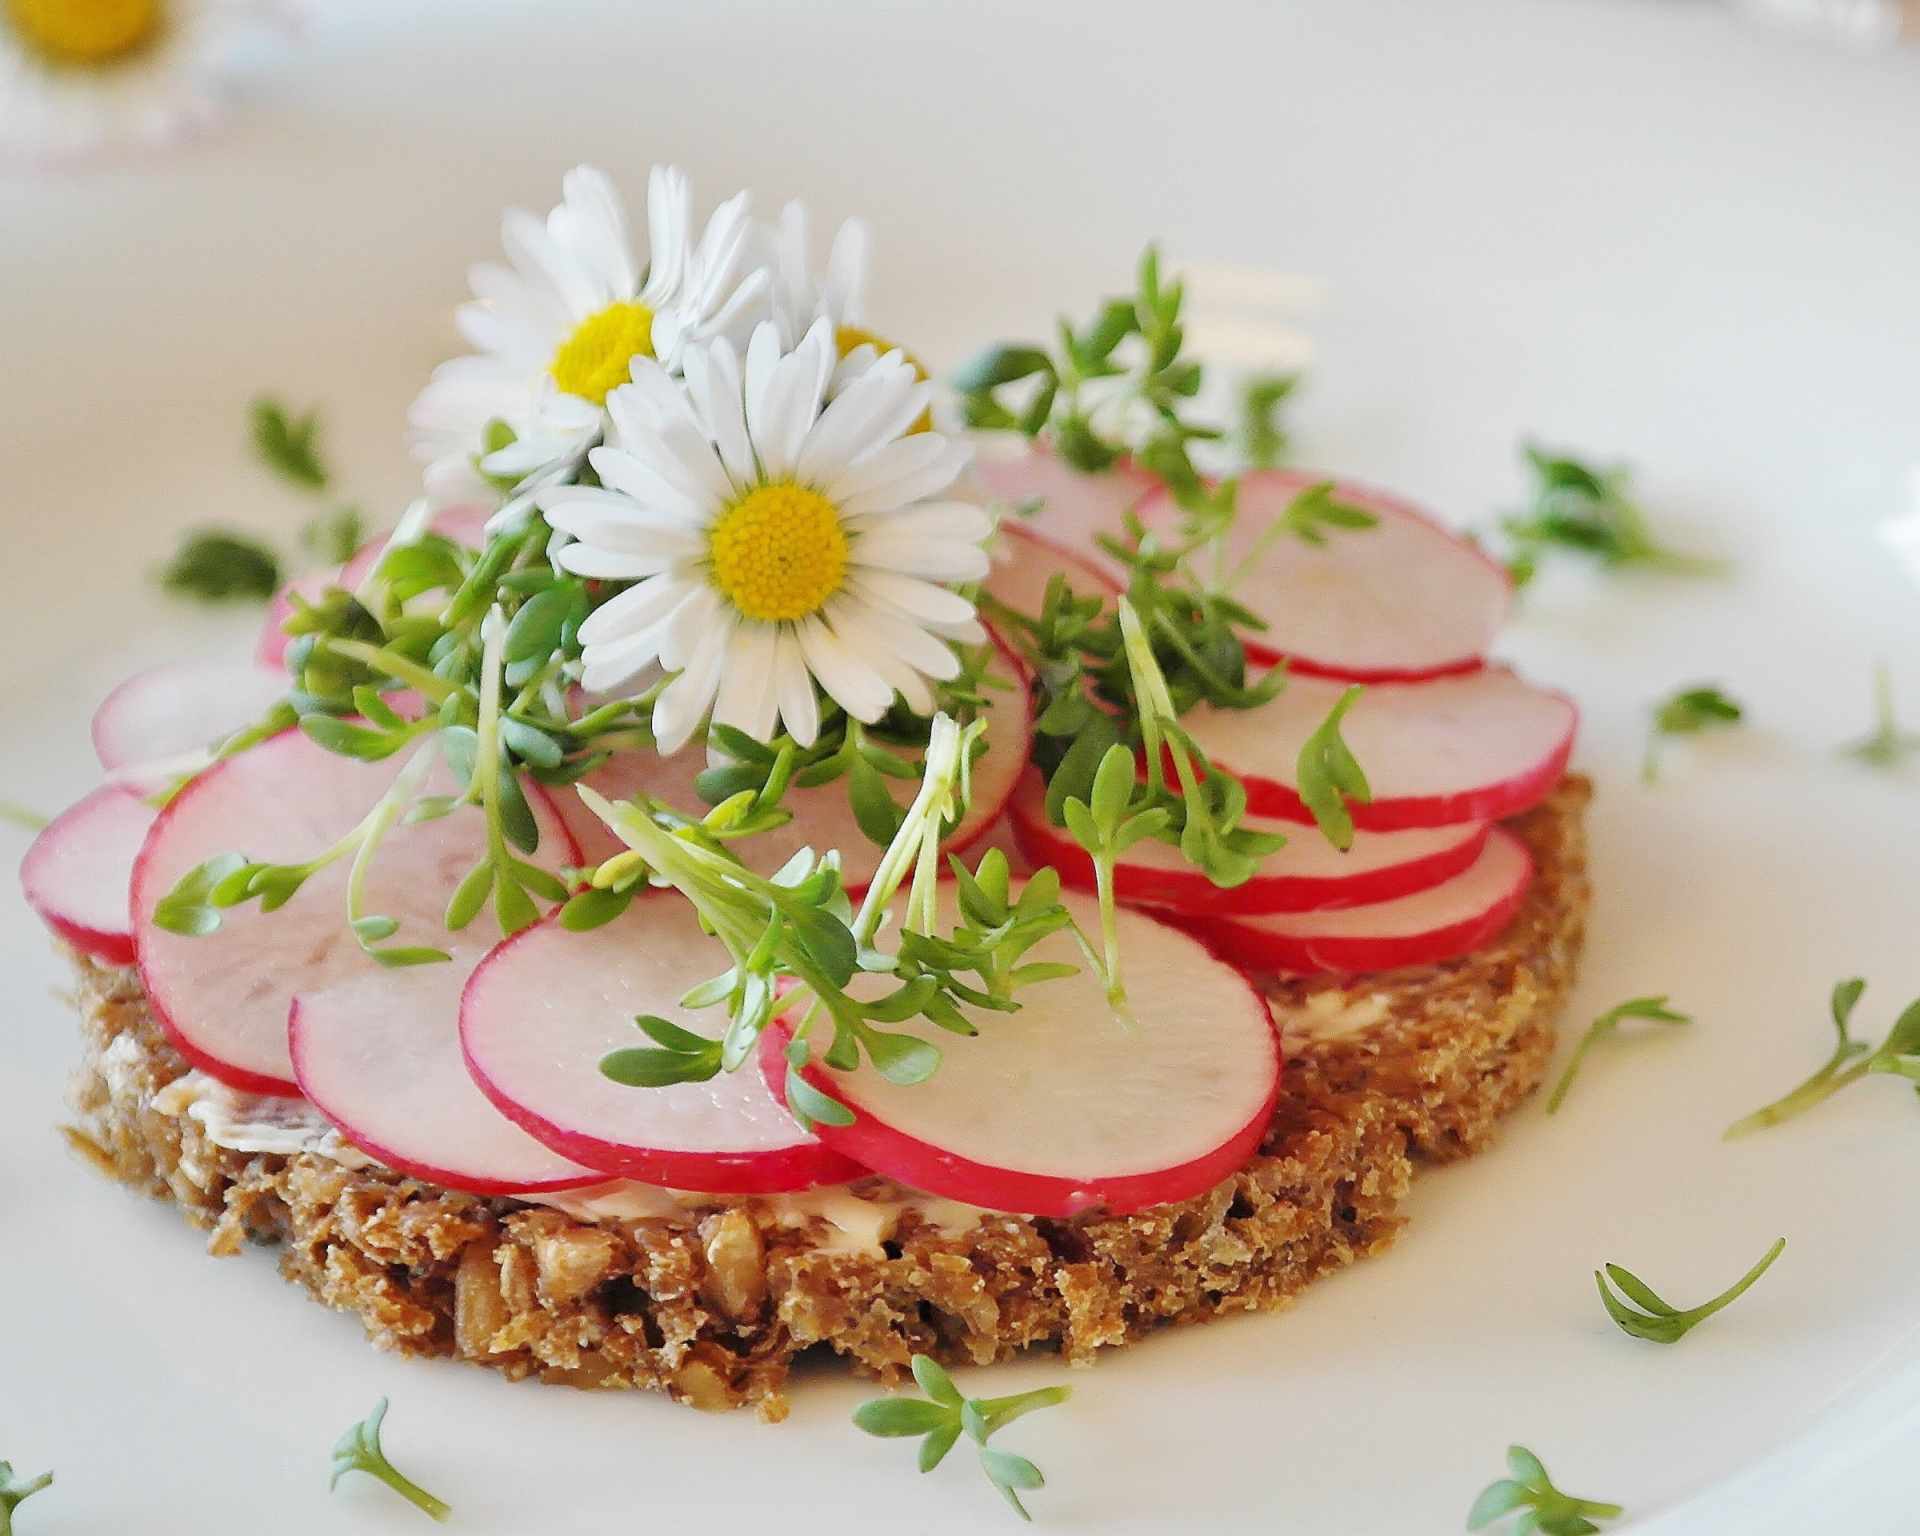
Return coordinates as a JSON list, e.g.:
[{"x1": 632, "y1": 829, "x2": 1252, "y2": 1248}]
[
  {"x1": 1595, "y1": 1238, "x2": 1786, "y2": 1345},
  {"x1": 0, "y1": 1462, "x2": 53, "y2": 1536},
  {"x1": 1725, "y1": 979, "x2": 1920, "y2": 1138},
  {"x1": 1643, "y1": 684, "x2": 1743, "y2": 784},
  {"x1": 329, "y1": 1399, "x2": 450, "y2": 1524},
  {"x1": 1842, "y1": 662, "x2": 1920, "y2": 769},
  {"x1": 1545, "y1": 996, "x2": 1691, "y2": 1114},
  {"x1": 1467, "y1": 1446, "x2": 1623, "y2": 1536},
  {"x1": 853, "y1": 1354, "x2": 1071, "y2": 1522},
  {"x1": 1498, "y1": 444, "x2": 1725, "y2": 586}
]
